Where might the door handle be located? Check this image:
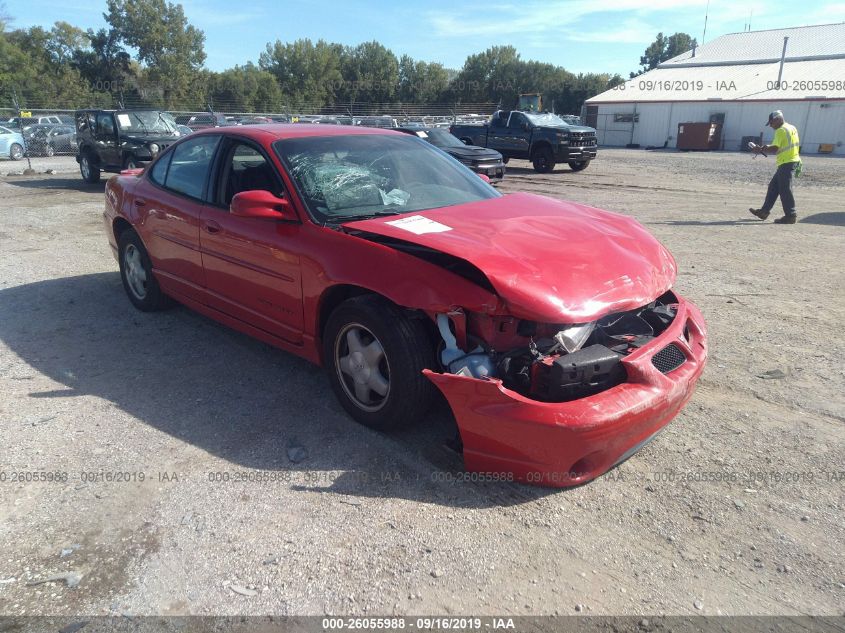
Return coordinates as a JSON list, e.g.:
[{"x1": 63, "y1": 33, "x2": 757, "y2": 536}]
[
  {"x1": 203, "y1": 220, "x2": 221, "y2": 234},
  {"x1": 134, "y1": 199, "x2": 146, "y2": 207}
]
